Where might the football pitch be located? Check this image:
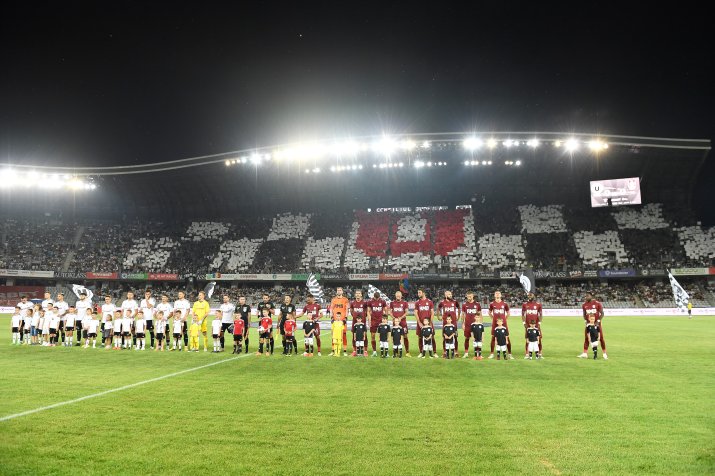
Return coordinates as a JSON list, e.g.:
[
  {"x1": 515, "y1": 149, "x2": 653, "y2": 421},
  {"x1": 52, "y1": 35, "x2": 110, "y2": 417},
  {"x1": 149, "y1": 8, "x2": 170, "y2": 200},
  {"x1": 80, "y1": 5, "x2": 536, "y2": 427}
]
[{"x1": 0, "y1": 315, "x2": 713, "y2": 475}]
